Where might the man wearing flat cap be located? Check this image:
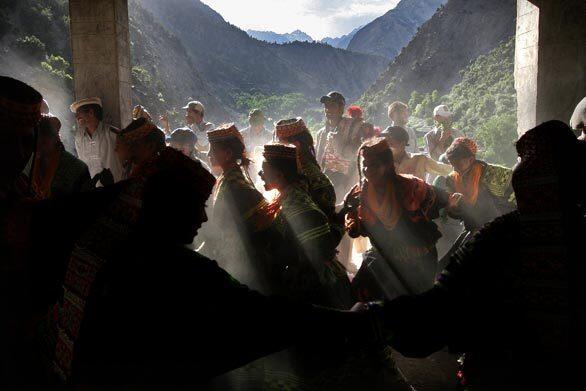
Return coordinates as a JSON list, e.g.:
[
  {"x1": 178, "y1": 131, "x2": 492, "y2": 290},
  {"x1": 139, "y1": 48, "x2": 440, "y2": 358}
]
[
  {"x1": 240, "y1": 109, "x2": 272, "y2": 150},
  {"x1": 315, "y1": 91, "x2": 371, "y2": 200},
  {"x1": 424, "y1": 105, "x2": 463, "y2": 161},
  {"x1": 424, "y1": 104, "x2": 463, "y2": 183},
  {"x1": 71, "y1": 97, "x2": 123, "y2": 186},
  {"x1": 182, "y1": 100, "x2": 215, "y2": 153}
]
